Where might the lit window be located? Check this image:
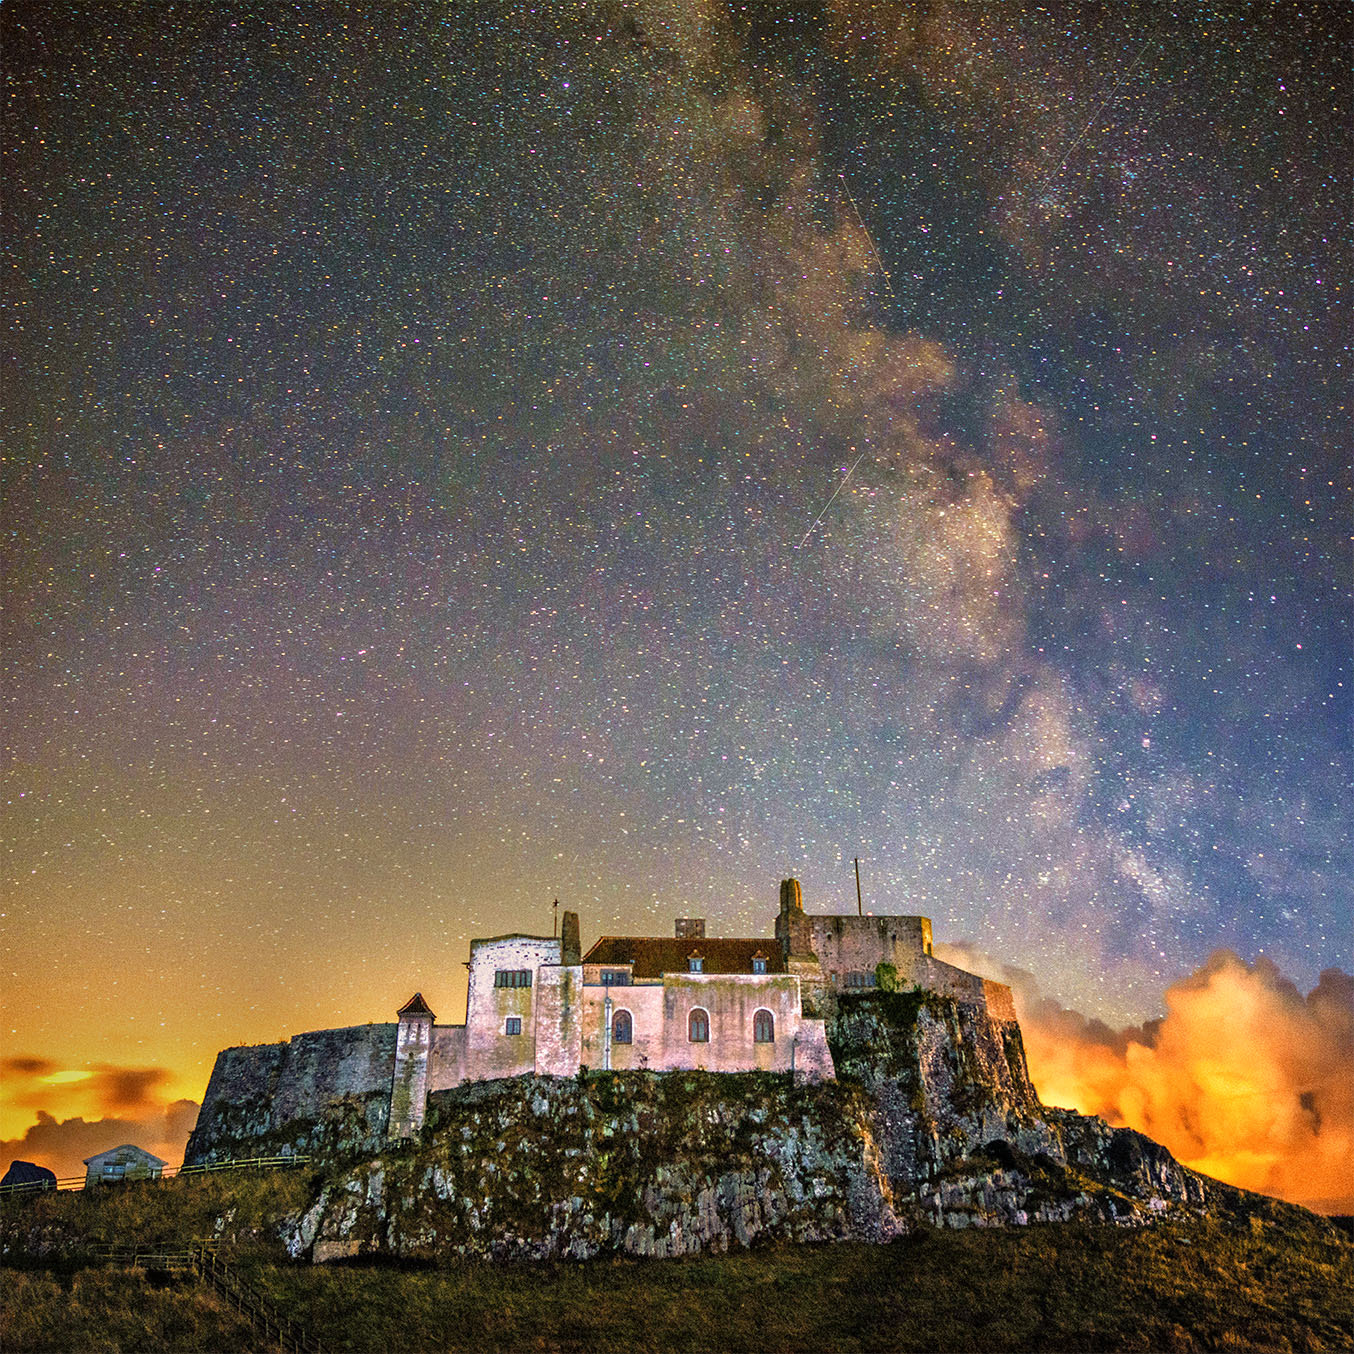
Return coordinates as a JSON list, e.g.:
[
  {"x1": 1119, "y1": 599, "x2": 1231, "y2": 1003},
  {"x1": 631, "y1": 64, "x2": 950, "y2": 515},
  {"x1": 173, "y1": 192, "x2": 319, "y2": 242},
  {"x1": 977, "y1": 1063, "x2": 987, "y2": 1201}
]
[
  {"x1": 504, "y1": 1017, "x2": 522, "y2": 1036},
  {"x1": 612, "y1": 1009, "x2": 632, "y2": 1044},
  {"x1": 688, "y1": 956, "x2": 704, "y2": 973},
  {"x1": 688, "y1": 1008, "x2": 709, "y2": 1043},
  {"x1": 753, "y1": 1009, "x2": 774, "y2": 1043},
  {"x1": 752, "y1": 957, "x2": 768, "y2": 974},
  {"x1": 494, "y1": 970, "x2": 532, "y2": 988}
]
